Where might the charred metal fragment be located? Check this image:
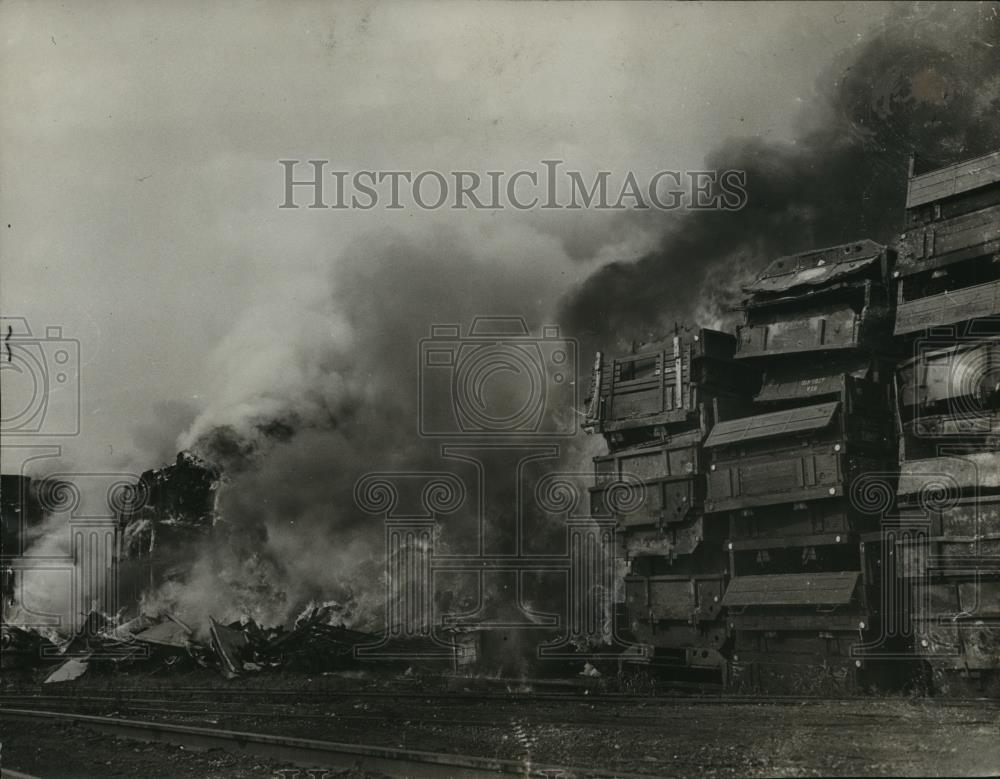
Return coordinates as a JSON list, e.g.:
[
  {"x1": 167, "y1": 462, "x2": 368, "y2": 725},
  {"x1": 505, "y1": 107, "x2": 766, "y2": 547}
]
[{"x1": 116, "y1": 451, "x2": 220, "y2": 606}]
